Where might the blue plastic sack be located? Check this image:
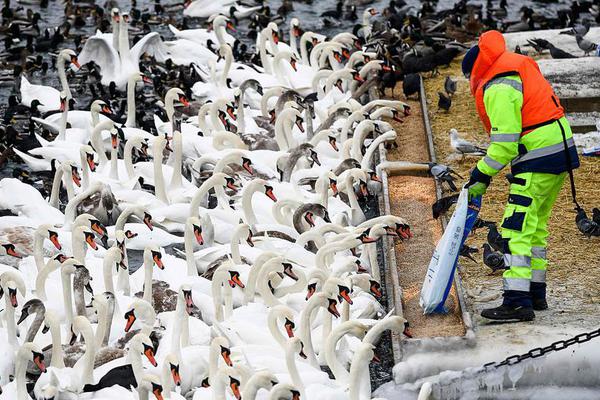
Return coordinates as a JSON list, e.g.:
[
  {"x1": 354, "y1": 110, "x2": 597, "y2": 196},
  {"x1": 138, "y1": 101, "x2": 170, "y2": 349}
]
[{"x1": 420, "y1": 189, "x2": 481, "y2": 314}]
